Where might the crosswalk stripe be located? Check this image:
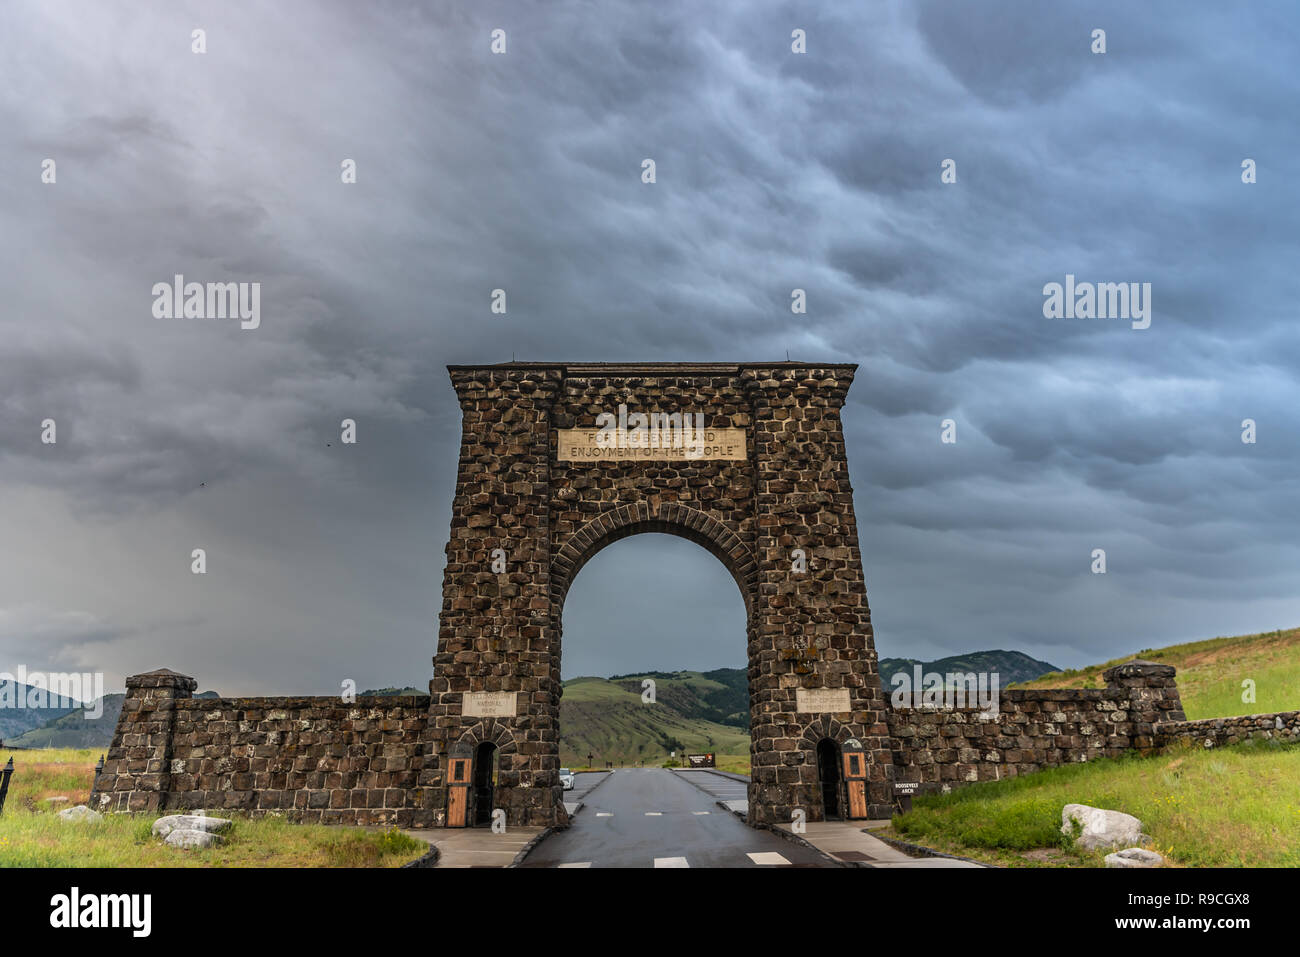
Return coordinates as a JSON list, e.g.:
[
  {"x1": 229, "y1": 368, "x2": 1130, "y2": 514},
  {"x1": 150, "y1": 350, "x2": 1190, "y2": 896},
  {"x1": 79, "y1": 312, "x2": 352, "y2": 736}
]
[
  {"x1": 746, "y1": 851, "x2": 791, "y2": 866},
  {"x1": 654, "y1": 857, "x2": 690, "y2": 868}
]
